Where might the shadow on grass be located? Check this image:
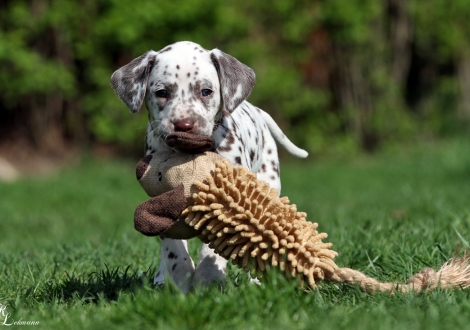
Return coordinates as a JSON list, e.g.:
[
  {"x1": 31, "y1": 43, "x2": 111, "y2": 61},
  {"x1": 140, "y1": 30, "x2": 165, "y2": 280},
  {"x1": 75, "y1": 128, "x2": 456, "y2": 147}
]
[{"x1": 34, "y1": 264, "x2": 156, "y2": 304}]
